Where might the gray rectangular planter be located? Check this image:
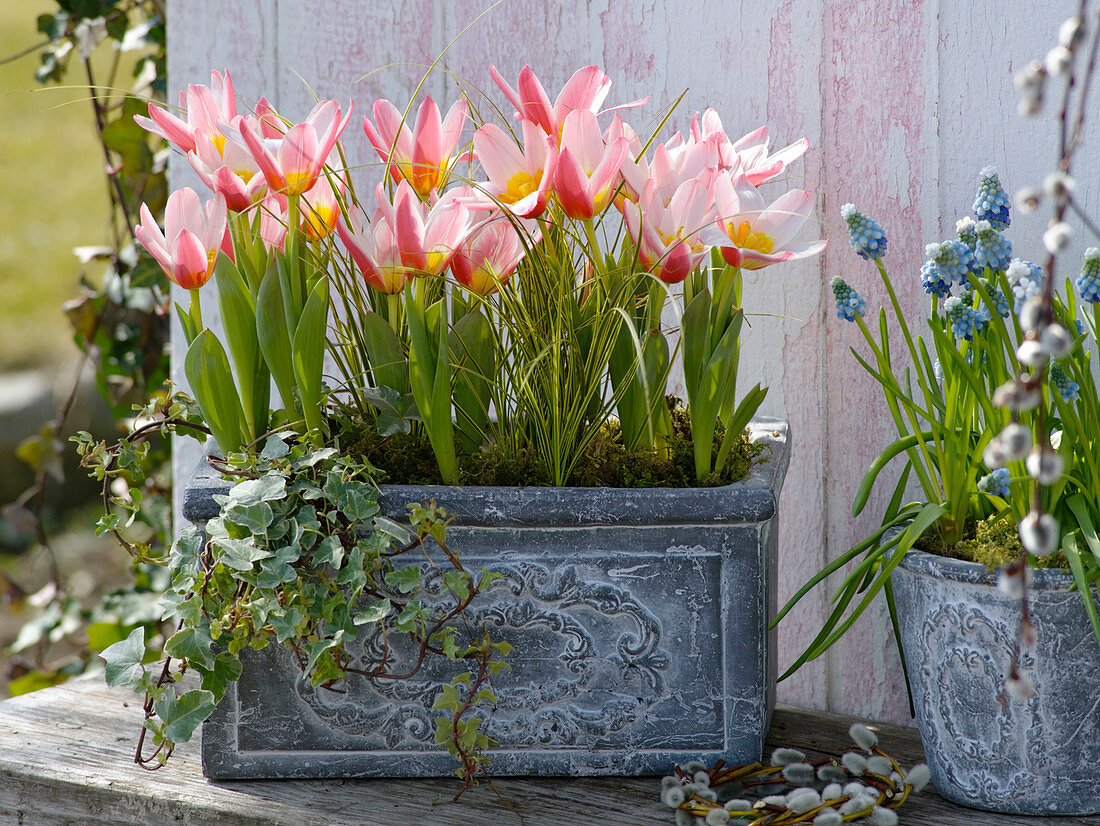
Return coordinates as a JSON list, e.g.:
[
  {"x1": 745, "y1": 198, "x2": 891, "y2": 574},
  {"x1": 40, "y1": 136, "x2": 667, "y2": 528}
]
[{"x1": 182, "y1": 419, "x2": 789, "y2": 779}]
